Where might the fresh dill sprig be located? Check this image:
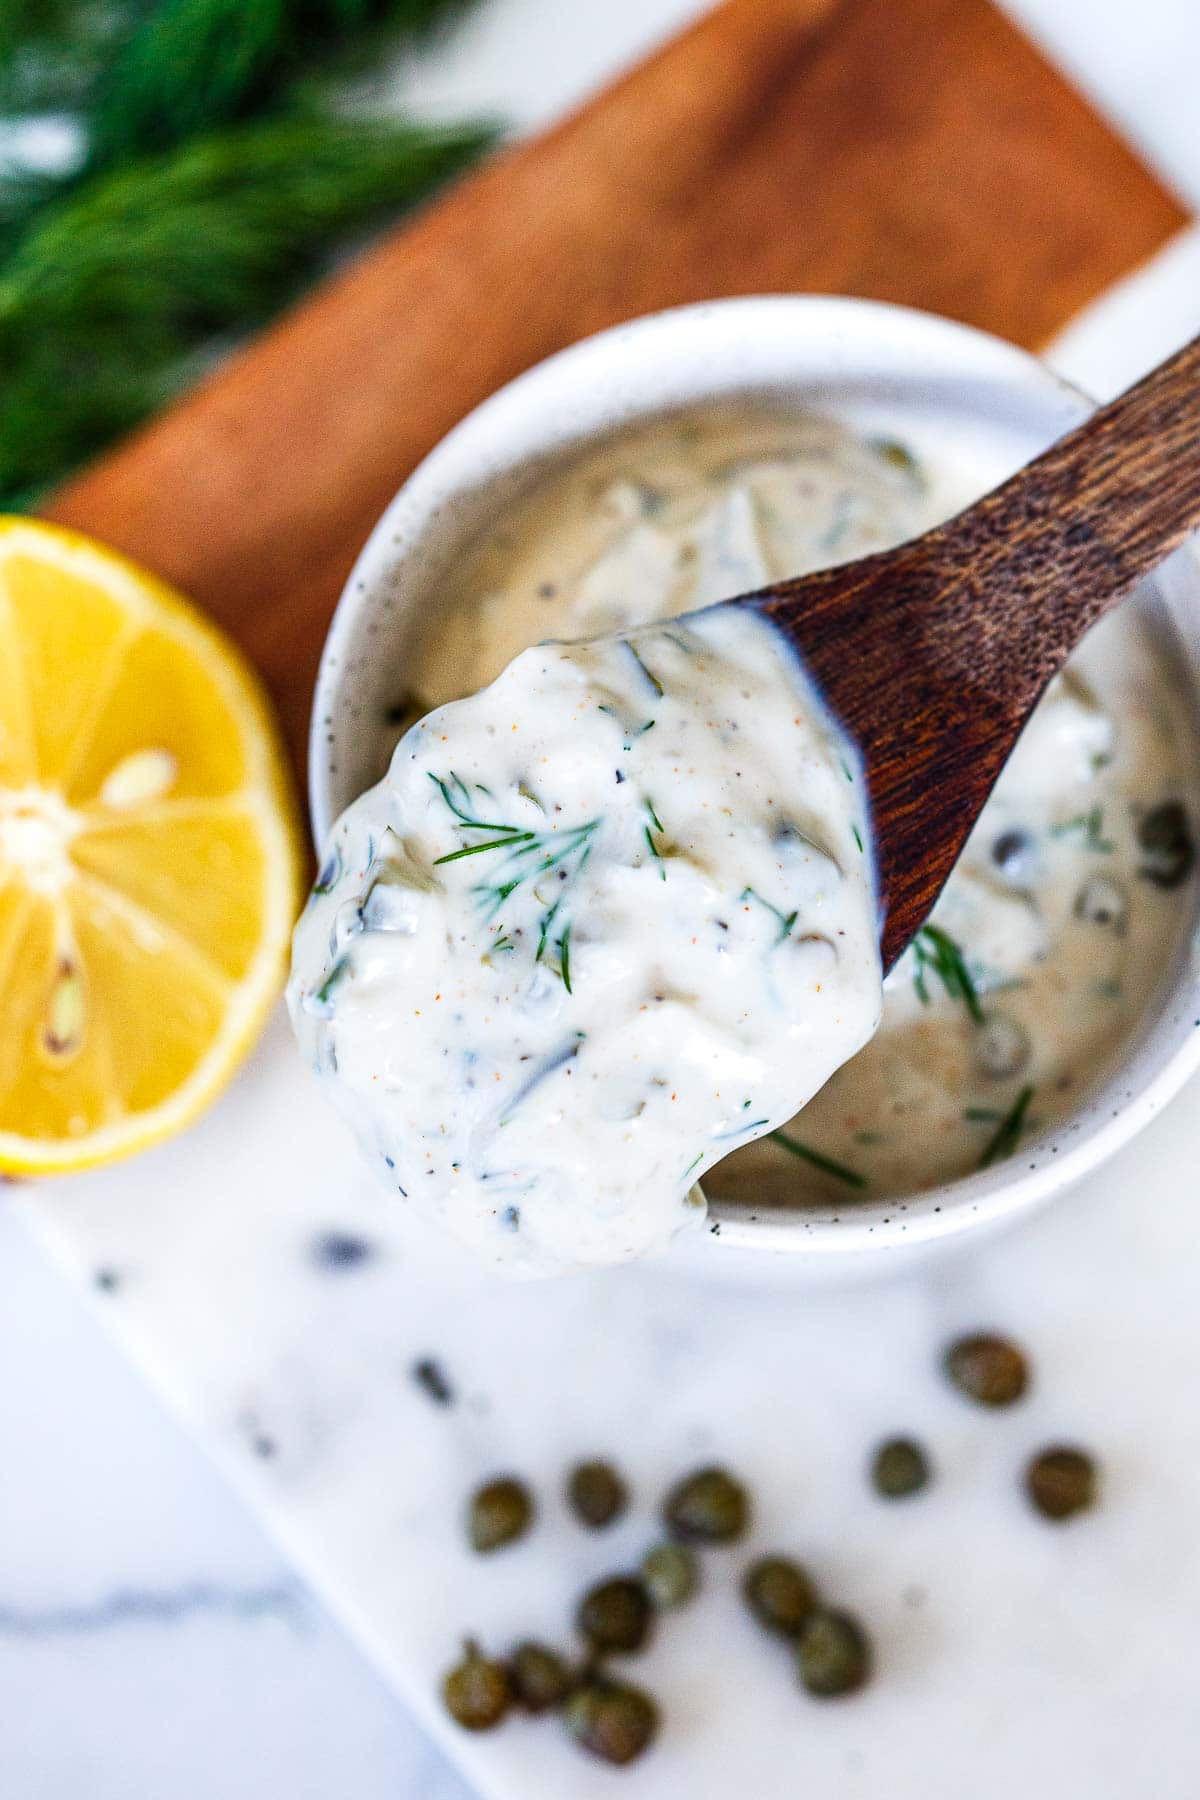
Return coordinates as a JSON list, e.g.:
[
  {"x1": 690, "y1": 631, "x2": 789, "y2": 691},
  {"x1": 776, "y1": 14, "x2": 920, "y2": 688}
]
[
  {"x1": 86, "y1": 0, "x2": 484, "y2": 170},
  {"x1": 771, "y1": 1130, "x2": 866, "y2": 1190},
  {"x1": 0, "y1": 0, "x2": 494, "y2": 502},
  {"x1": 428, "y1": 771, "x2": 518, "y2": 831},
  {"x1": 912, "y1": 923, "x2": 983, "y2": 1024},
  {"x1": 622, "y1": 640, "x2": 664, "y2": 698},
  {"x1": 0, "y1": 1, "x2": 134, "y2": 120},
  {"x1": 644, "y1": 797, "x2": 667, "y2": 876},
  {"x1": 741, "y1": 885, "x2": 797, "y2": 943},
  {"x1": 978, "y1": 1084, "x2": 1035, "y2": 1169},
  {"x1": 1051, "y1": 806, "x2": 1114, "y2": 853},
  {"x1": 435, "y1": 833, "x2": 534, "y2": 863},
  {"x1": 430, "y1": 771, "x2": 599, "y2": 987},
  {"x1": 0, "y1": 113, "x2": 493, "y2": 503},
  {"x1": 598, "y1": 703, "x2": 655, "y2": 752}
]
